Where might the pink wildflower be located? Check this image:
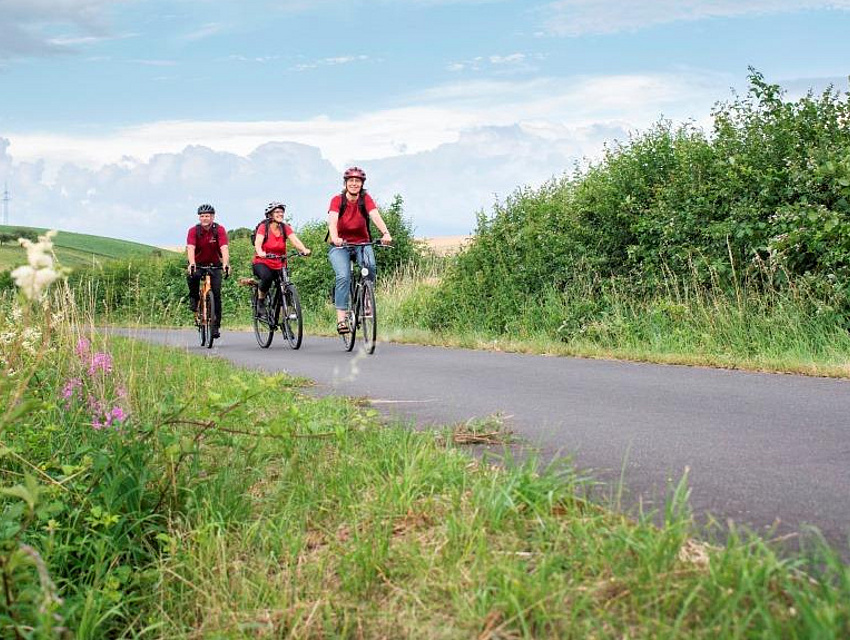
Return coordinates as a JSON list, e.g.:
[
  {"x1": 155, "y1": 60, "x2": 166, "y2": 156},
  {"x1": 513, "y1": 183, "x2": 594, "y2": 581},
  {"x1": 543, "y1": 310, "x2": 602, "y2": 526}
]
[
  {"x1": 75, "y1": 338, "x2": 90, "y2": 359},
  {"x1": 109, "y1": 406, "x2": 126, "y2": 424},
  {"x1": 61, "y1": 378, "x2": 82, "y2": 400},
  {"x1": 88, "y1": 352, "x2": 113, "y2": 375}
]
